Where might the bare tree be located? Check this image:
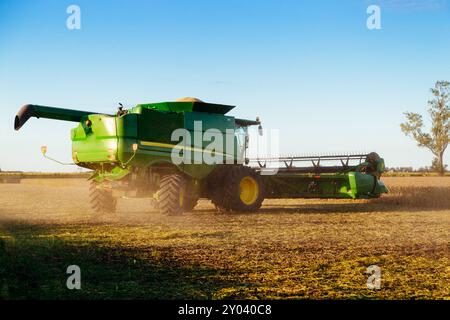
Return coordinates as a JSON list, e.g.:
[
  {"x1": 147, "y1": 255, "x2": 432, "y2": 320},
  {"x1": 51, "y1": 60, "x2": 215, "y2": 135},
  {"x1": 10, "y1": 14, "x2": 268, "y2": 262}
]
[{"x1": 400, "y1": 81, "x2": 450, "y2": 175}]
